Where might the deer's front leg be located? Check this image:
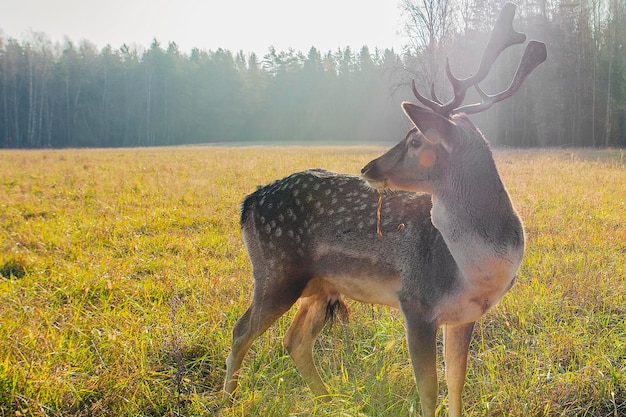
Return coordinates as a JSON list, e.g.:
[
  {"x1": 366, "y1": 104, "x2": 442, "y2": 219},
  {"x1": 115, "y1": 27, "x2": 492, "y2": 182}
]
[
  {"x1": 402, "y1": 305, "x2": 439, "y2": 417},
  {"x1": 443, "y1": 322, "x2": 475, "y2": 417}
]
